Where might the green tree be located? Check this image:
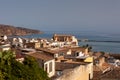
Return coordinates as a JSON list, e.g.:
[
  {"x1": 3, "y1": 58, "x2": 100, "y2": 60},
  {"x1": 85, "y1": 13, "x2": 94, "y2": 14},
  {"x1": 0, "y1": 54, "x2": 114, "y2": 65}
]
[
  {"x1": 23, "y1": 56, "x2": 49, "y2": 80},
  {"x1": 0, "y1": 51, "x2": 50, "y2": 80},
  {"x1": 0, "y1": 50, "x2": 15, "y2": 80}
]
